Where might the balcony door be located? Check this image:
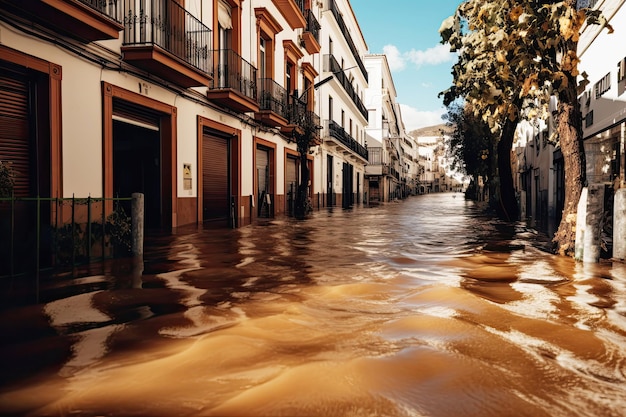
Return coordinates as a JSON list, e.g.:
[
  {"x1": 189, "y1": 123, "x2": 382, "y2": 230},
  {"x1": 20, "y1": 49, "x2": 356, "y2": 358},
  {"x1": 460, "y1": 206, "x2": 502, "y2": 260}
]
[
  {"x1": 286, "y1": 154, "x2": 298, "y2": 215},
  {"x1": 327, "y1": 154, "x2": 333, "y2": 206},
  {"x1": 217, "y1": 0, "x2": 233, "y2": 88},
  {"x1": 342, "y1": 162, "x2": 353, "y2": 209}
]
